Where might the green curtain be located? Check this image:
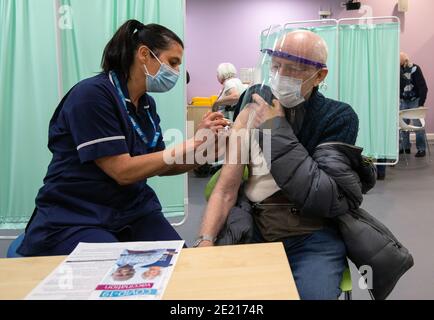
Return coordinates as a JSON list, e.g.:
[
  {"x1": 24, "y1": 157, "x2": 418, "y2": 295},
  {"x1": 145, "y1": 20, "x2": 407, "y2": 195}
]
[
  {"x1": 310, "y1": 26, "x2": 338, "y2": 100},
  {"x1": 339, "y1": 23, "x2": 400, "y2": 159},
  {"x1": 0, "y1": 0, "x2": 186, "y2": 229},
  {"x1": 0, "y1": 0, "x2": 59, "y2": 228}
]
